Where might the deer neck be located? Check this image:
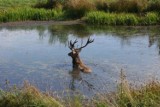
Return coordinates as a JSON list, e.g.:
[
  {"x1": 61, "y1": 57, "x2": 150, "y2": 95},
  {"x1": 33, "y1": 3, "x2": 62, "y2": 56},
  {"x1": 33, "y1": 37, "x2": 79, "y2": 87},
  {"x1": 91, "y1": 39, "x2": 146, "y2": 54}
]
[
  {"x1": 72, "y1": 55, "x2": 91, "y2": 73},
  {"x1": 72, "y1": 55, "x2": 83, "y2": 68}
]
